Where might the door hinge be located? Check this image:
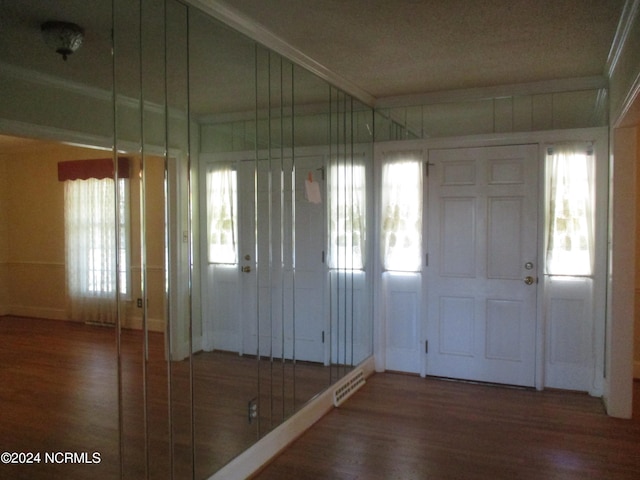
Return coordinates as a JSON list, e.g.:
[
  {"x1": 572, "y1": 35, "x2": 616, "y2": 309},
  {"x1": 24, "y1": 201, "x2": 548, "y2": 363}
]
[
  {"x1": 425, "y1": 253, "x2": 429, "y2": 267},
  {"x1": 322, "y1": 331, "x2": 325, "y2": 343},
  {"x1": 425, "y1": 162, "x2": 434, "y2": 177},
  {"x1": 321, "y1": 250, "x2": 326, "y2": 264},
  {"x1": 425, "y1": 340, "x2": 429, "y2": 354}
]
